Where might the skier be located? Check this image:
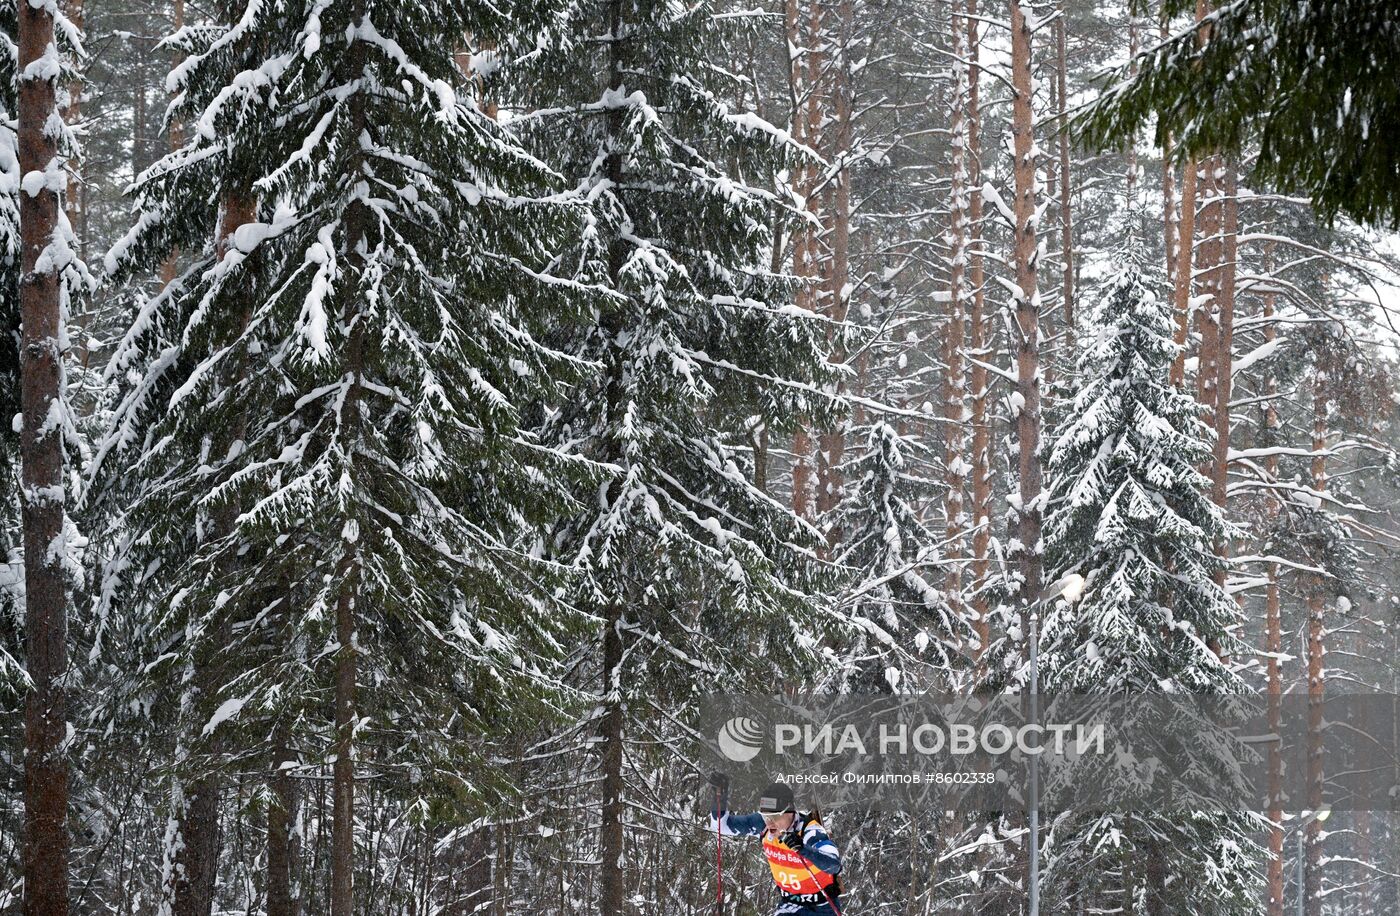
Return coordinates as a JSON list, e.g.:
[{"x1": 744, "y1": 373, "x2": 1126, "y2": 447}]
[{"x1": 706, "y1": 771, "x2": 844, "y2": 915}]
